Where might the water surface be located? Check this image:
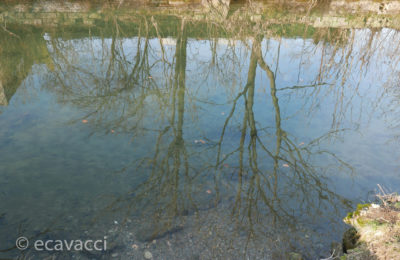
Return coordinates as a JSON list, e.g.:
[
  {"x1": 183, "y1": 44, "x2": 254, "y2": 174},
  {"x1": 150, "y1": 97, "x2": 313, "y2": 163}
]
[{"x1": 1, "y1": 5, "x2": 400, "y2": 259}]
